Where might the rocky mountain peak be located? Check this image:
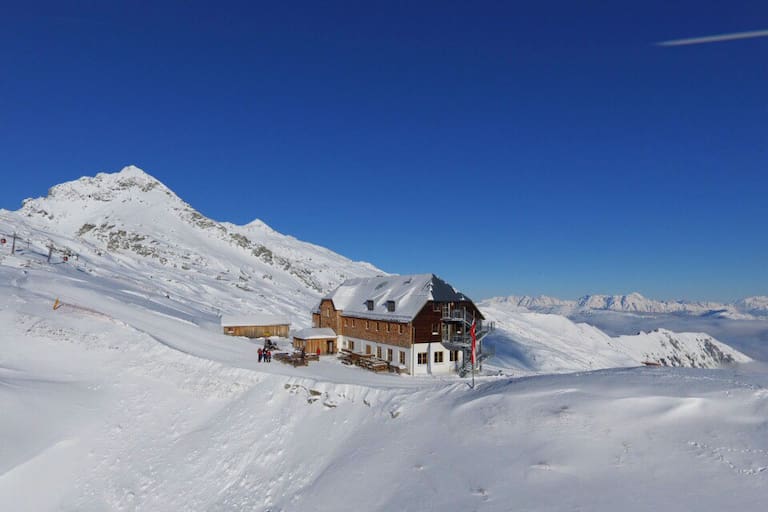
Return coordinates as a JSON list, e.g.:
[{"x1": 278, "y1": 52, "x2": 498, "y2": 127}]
[
  {"x1": 6, "y1": 165, "x2": 382, "y2": 301},
  {"x1": 18, "y1": 166, "x2": 184, "y2": 225}
]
